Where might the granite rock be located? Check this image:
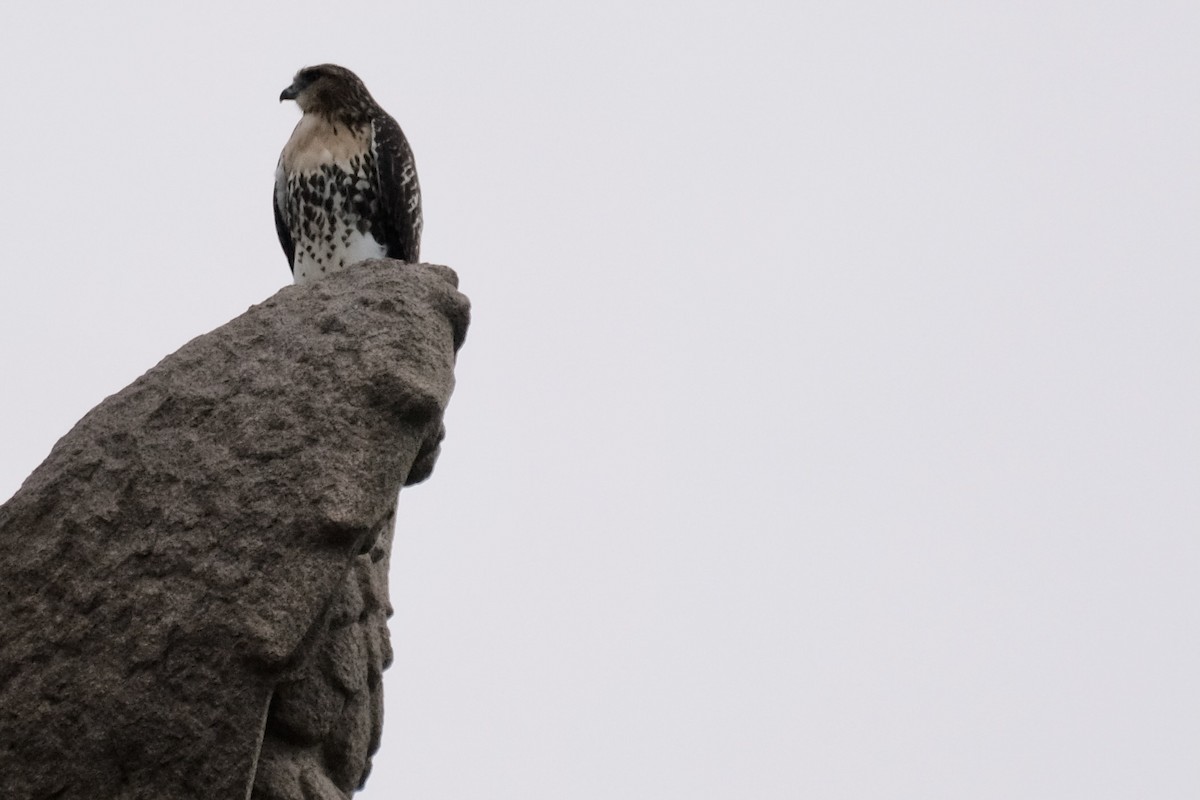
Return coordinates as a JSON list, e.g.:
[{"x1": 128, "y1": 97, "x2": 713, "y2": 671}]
[{"x1": 0, "y1": 260, "x2": 468, "y2": 799}]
